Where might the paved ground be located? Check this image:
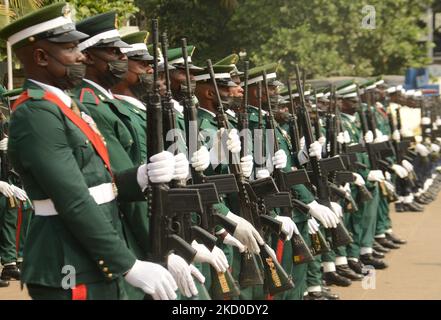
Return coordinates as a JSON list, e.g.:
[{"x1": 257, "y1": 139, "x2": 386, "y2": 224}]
[
  {"x1": 1, "y1": 197, "x2": 440, "y2": 300},
  {"x1": 337, "y1": 197, "x2": 441, "y2": 300}
]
